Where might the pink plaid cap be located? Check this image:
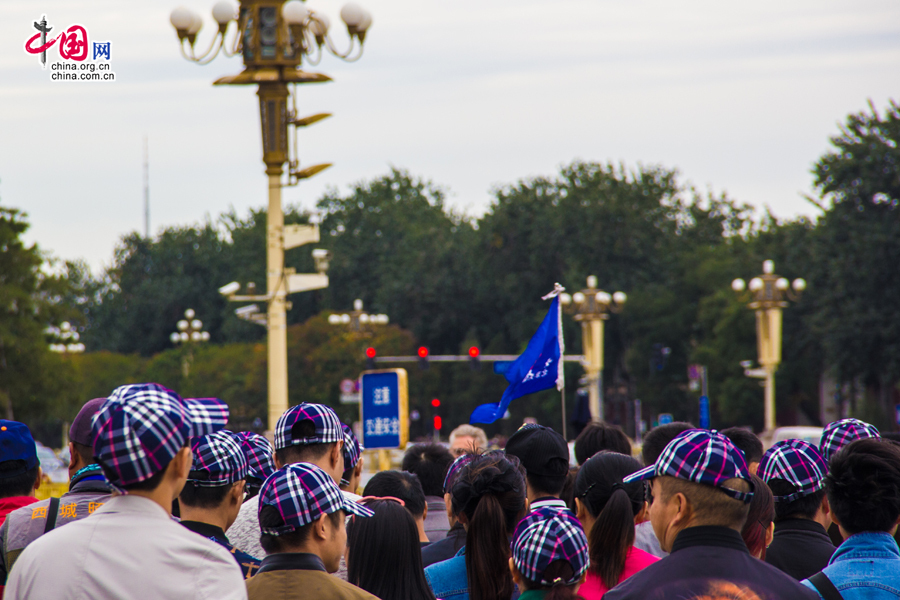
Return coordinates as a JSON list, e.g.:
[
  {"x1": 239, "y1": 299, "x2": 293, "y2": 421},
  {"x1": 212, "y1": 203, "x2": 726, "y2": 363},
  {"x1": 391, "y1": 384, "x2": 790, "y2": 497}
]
[
  {"x1": 511, "y1": 507, "x2": 589, "y2": 586},
  {"x1": 820, "y1": 418, "x2": 880, "y2": 463},
  {"x1": 274, "y1": 403, "x2": 343, "y2": 451},
  {"x1": 758, "y1": 439, "x2": 827, "y2": 502}
]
